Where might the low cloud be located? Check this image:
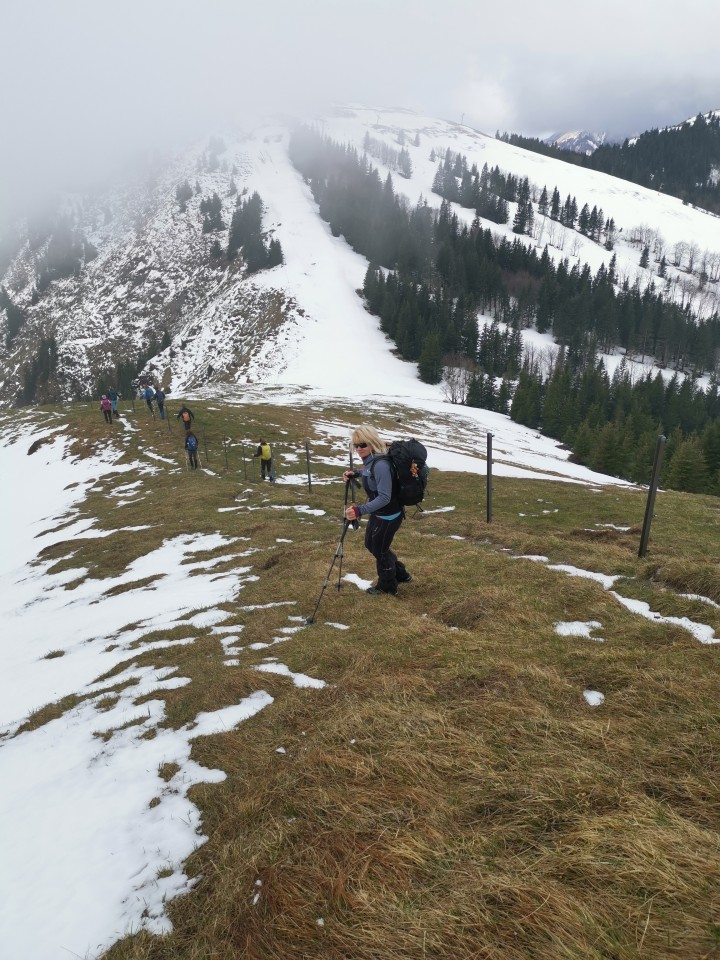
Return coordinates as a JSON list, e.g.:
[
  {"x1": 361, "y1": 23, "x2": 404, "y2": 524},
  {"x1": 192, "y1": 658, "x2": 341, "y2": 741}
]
[{"x1": 2, "y1": 0, "x2": 719, "y2": 220}]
